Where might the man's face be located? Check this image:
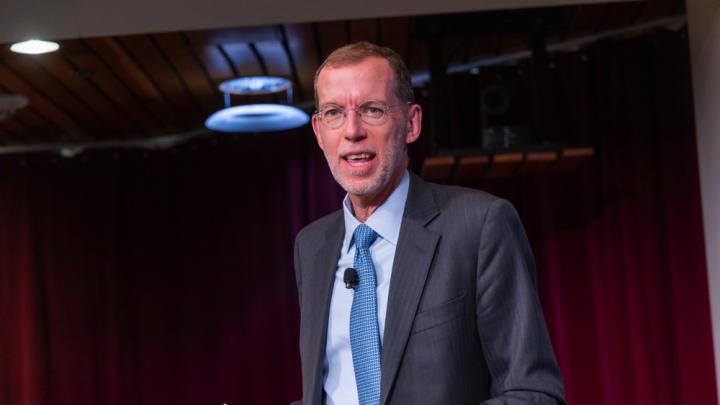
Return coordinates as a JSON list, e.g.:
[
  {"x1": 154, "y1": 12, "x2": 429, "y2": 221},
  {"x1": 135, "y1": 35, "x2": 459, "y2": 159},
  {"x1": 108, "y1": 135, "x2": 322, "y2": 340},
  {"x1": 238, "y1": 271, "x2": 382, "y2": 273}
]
[{"x1": 312, "y1": 57, "x2": 421, "y2": 202}]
